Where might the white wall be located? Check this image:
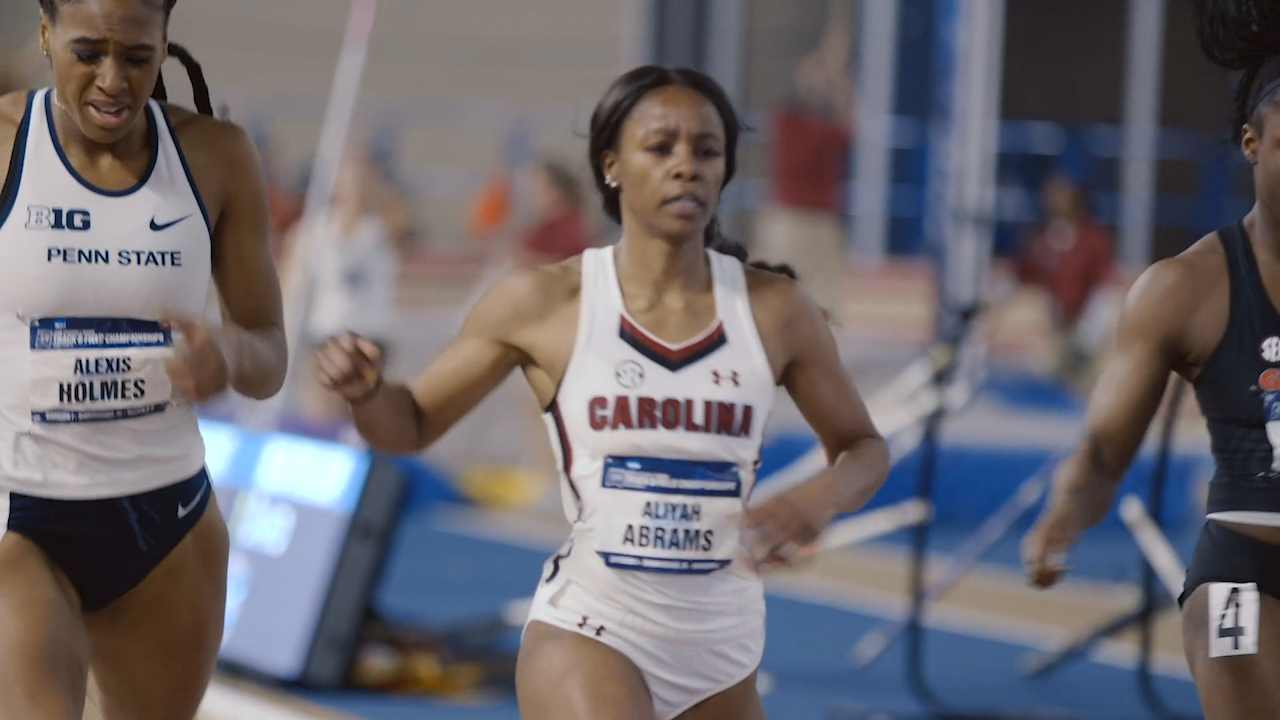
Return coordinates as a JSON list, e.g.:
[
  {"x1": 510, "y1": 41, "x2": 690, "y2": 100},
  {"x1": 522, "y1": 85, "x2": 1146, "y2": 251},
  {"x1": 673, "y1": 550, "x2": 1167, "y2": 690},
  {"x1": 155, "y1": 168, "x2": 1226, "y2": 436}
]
[
  {"x1": 1, "y1": 2, "x2": 630, "y2": 242},
  {"x1": 162, "y1": 0, "x2": 629, "y2": 243}
]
